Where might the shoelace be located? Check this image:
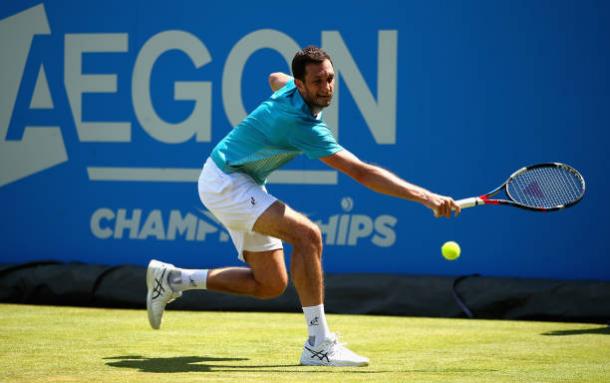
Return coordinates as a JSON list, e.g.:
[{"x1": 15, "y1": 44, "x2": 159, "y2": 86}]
[
  {"x1": 151, "y1": 269, "x2": 167, "y2": 300},
  {"x1": 153, "y1": 268, "x2": 181, "y2": 302}
]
